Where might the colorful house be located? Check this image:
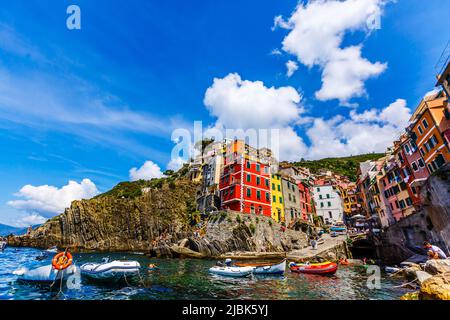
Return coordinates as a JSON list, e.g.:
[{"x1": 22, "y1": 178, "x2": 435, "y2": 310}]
[
  {"x1": 219, "y1": 140, "x2": 272, "y2": 217},
  {"x1": 297, "y1": 180, "x2": 313, "y2": 223},
  {"x1": 281, "y1": 176, "x2": 301, "y2": 226},
  {"x1": 410, "y1": 92, "x2": 450, "y2": 174},
  {"x1": 271, "y1": 173, "x2": 284, "y2": 222}
]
